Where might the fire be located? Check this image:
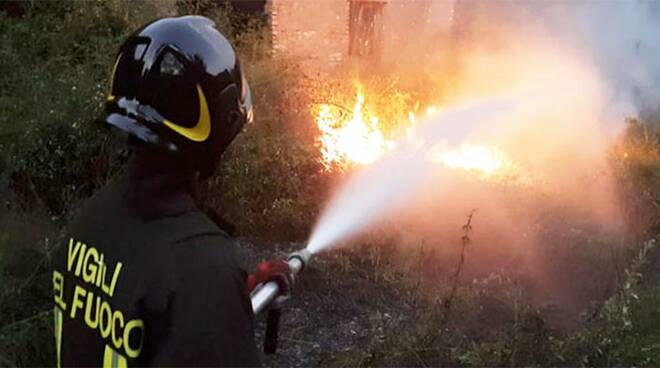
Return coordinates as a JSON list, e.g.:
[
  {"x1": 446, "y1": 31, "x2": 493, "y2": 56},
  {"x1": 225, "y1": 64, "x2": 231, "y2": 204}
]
[
  {"x1": 315, "y1": 85, "x2": 520, "y2": 179},
  {"x1": 316, "y1": 87, "x2": 394, "y2": 169},
  {"x1": 431, "y1": 144, "x2": 516, "y2": 176}
]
